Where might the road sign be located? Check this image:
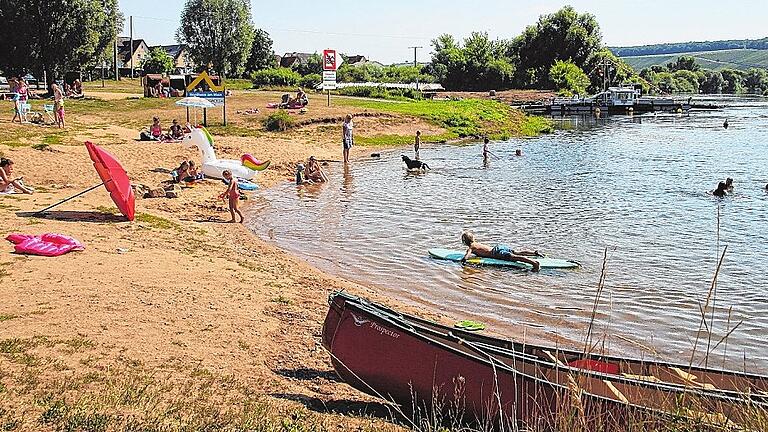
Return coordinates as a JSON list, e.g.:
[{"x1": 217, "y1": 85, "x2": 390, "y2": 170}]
[
  {"x1": 323, "y1": 49, "x2": 337, "y2": 71},
  {"x1": 323, "y1": 71, "x2": 337, "y2": 90},
  {"x1": 189, "y1": 90, "x2": 225, "y2": 107},
  {"x1": 323, "y1": 49, "x2": 344, "y2": 71}
]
